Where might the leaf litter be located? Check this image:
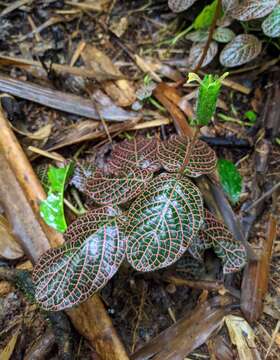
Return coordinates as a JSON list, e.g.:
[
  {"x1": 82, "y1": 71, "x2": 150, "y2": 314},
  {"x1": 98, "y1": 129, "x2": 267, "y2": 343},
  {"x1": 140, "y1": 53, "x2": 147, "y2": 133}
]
[{"x1": 0, "y1": 0, "x2": 279, "y2": 359}]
